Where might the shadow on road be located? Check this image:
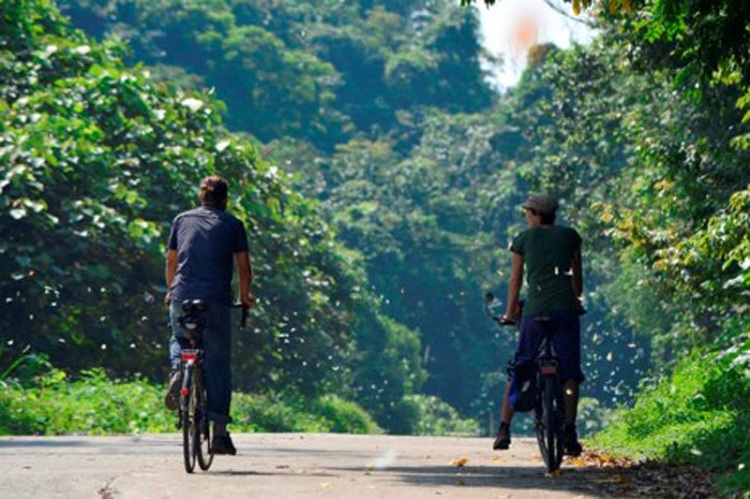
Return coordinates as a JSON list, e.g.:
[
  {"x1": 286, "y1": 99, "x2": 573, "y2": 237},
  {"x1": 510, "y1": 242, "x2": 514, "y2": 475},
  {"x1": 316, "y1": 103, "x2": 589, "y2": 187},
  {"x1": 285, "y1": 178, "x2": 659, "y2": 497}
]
[
  {"x1": 252, "y1": 446, "x2": 376, "y2": 459},
  {"x1": 210, "y1": 469, "x2": 341, "y2": 478},
  {"x1": 328, "y1": 463, "x2": 587, "y2": 490},
  {"x1": 324, "y1": 461, "x2": 715, "y2": 497}
]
